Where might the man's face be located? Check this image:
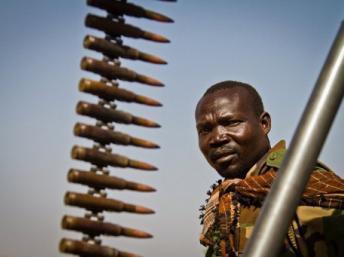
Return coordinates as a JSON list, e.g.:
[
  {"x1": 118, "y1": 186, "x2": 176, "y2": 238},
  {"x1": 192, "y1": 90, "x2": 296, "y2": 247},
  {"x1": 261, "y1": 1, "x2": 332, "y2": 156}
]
[{"x1": 195, "y1": 88, "x2": 270, "y2": 178}]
